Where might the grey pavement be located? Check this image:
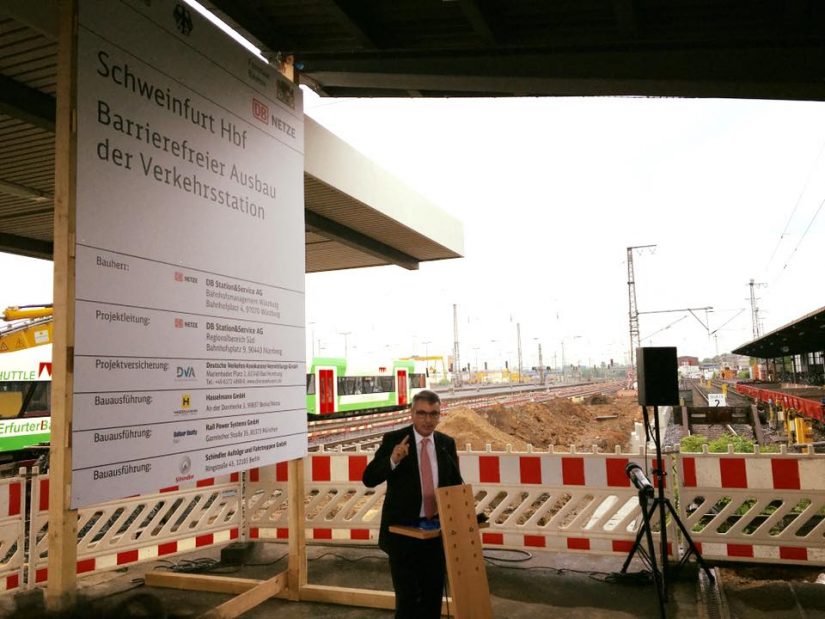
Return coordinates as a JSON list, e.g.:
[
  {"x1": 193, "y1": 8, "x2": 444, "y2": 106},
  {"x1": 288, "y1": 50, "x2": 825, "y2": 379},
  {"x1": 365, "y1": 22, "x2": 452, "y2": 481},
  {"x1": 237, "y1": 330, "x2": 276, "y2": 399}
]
[{"x1": 2, "y1": 542, "x2": 824, "y2": 618}]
